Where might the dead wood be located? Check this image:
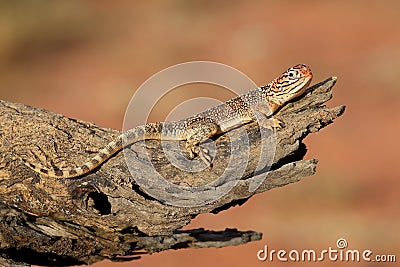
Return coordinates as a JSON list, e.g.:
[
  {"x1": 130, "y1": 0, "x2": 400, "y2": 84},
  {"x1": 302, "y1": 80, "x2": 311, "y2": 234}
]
[{"x1": 0, "y1": 77, "x2": 344, "y2": 265}]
